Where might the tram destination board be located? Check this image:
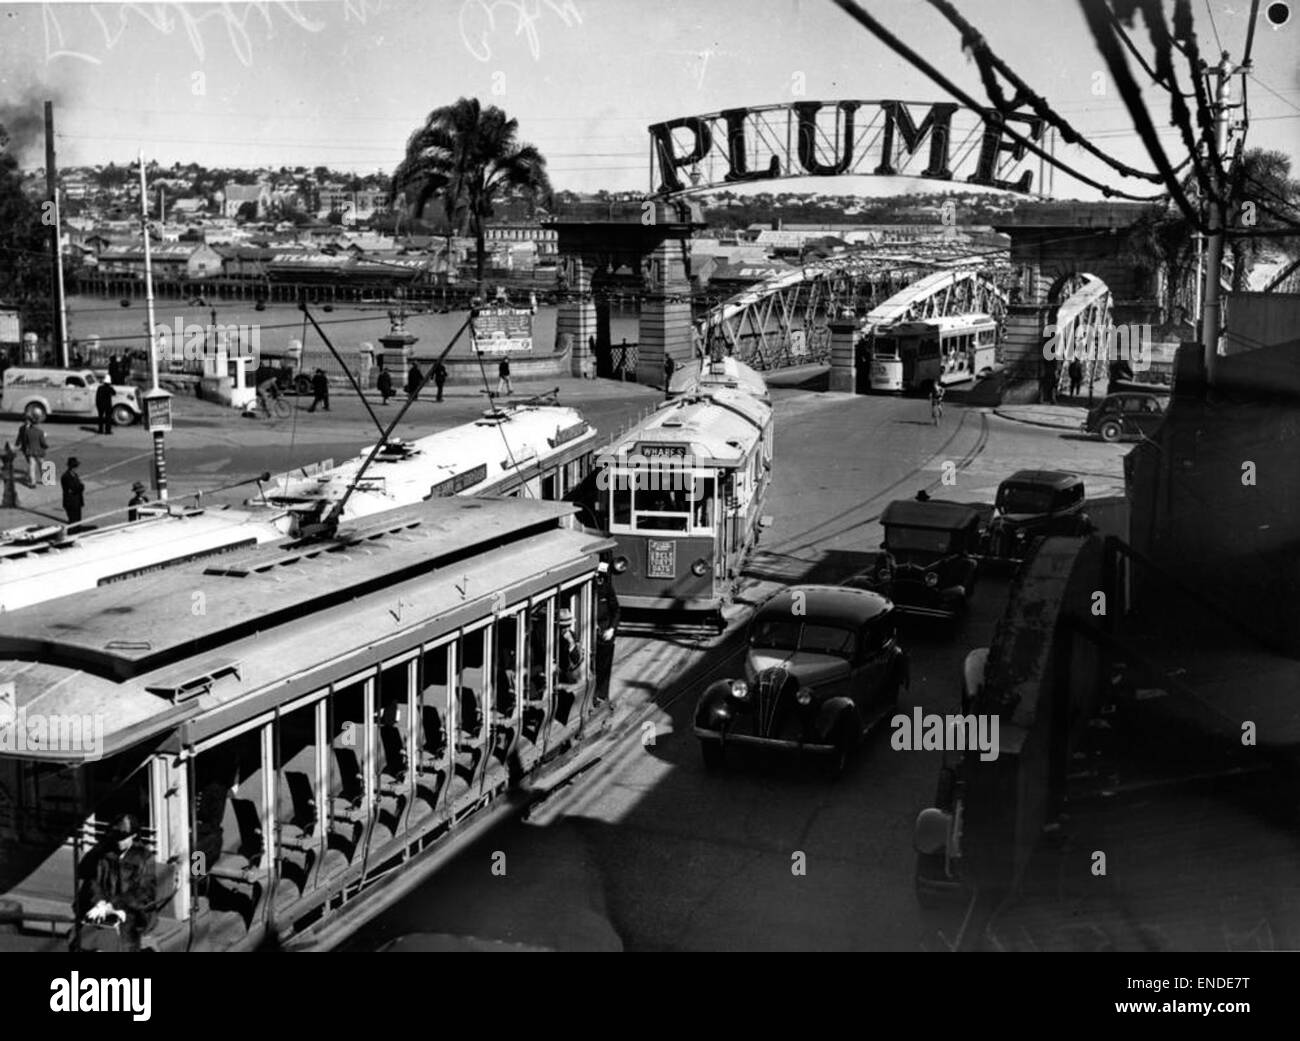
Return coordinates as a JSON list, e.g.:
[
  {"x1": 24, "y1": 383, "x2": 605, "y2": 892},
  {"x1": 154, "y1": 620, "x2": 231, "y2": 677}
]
[
  {"x1": 635, "y1": 443, "x2": 689, "y2": 461},
  {"x1": 647, "y1": 538, "x2": 676, "y2": 578}
]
